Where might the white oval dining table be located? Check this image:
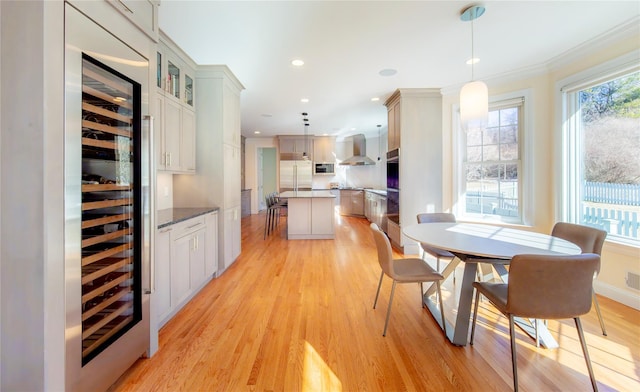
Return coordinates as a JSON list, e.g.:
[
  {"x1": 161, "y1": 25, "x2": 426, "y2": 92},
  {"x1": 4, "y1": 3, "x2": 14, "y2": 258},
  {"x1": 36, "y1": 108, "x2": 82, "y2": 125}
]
[{"x1": 403, "y1": 222, "x2": 581, "y2": 348}]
